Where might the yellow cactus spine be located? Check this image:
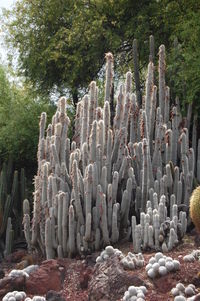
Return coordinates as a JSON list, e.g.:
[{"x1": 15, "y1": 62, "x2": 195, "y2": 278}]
[{"x1": 190, "y1": 186, "x2": 200, "y2": 232}]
